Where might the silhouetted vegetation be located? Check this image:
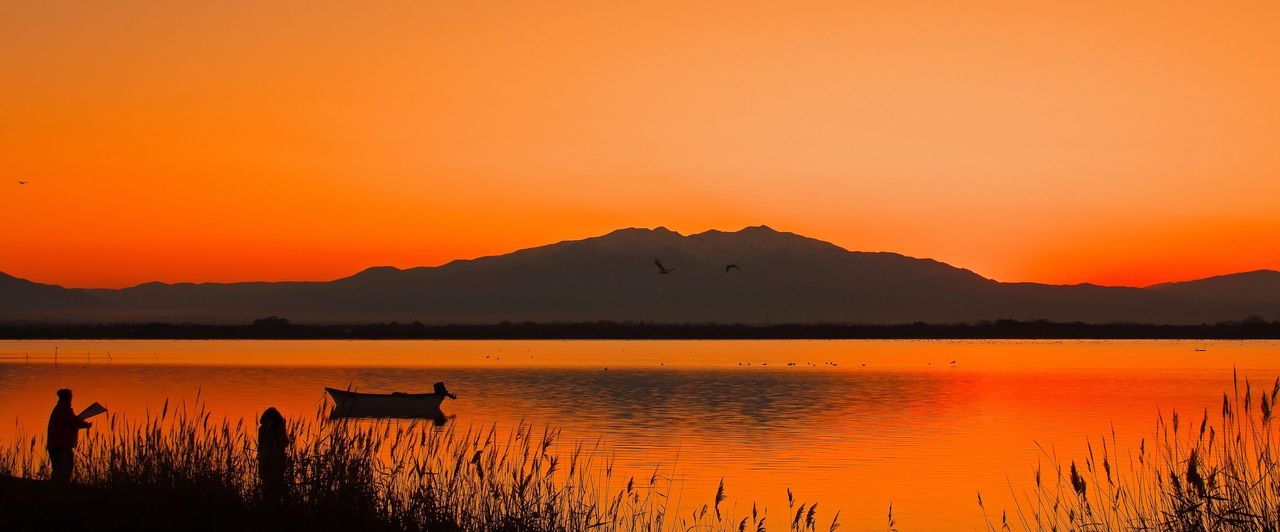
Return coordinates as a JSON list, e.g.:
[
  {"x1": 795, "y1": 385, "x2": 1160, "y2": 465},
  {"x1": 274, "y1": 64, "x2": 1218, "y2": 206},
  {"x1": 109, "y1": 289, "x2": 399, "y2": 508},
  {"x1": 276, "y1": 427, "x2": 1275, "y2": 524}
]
[
  {"x1": 1, "y1": 399, "x2": 842, "y2": 531},
  {"x1": 987, "y1": 372, "x2": 1280, "y2": 531},
  {"x1": 2, "y1": 317, "x2": 1280, "y2": 339}
]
